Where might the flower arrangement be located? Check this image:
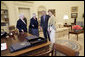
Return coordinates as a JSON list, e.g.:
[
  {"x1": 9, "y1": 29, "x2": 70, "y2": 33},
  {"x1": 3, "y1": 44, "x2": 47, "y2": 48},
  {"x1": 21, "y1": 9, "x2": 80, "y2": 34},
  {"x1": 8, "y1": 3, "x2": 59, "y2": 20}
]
[{"x1": 72, "y1": 25, "x2": 82, "y2": 32}]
